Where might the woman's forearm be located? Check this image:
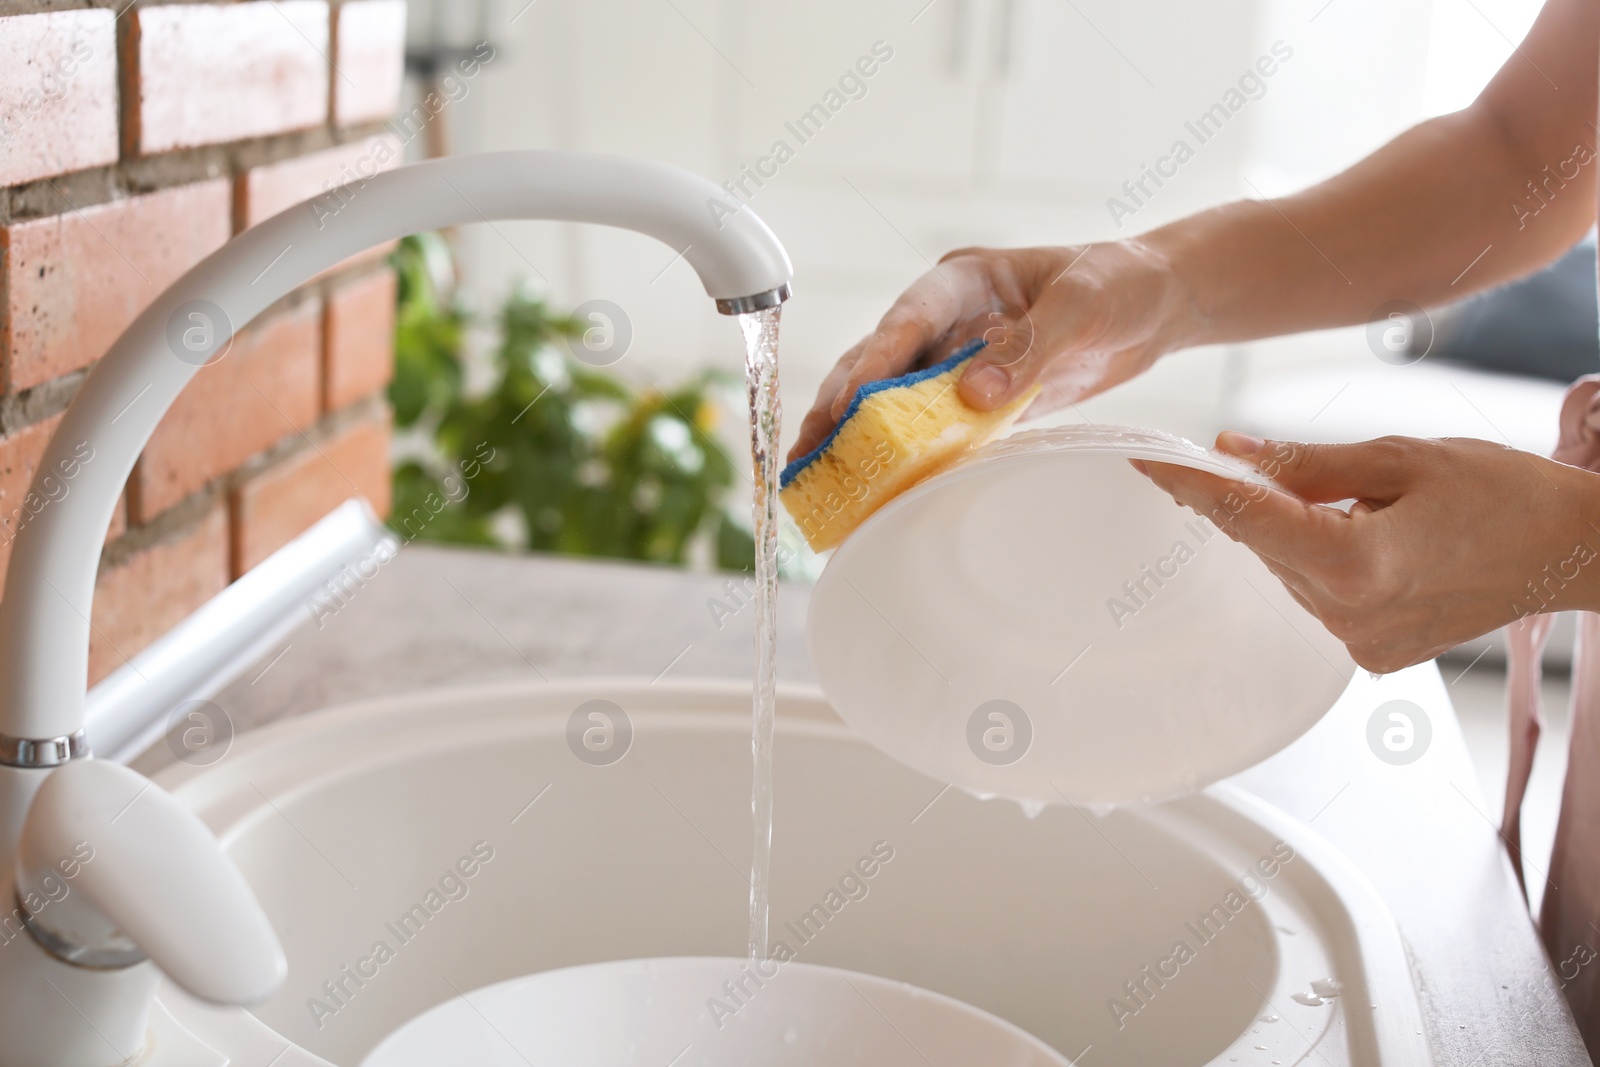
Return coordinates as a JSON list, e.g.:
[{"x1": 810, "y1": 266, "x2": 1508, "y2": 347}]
[{"x1": 1140, "y1": 0, "x2": 1598, "y2": 350}]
